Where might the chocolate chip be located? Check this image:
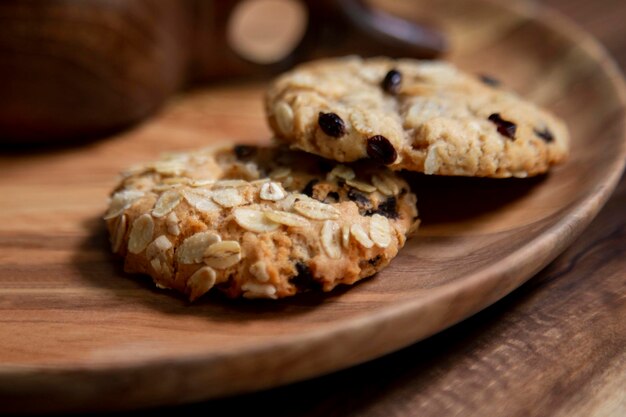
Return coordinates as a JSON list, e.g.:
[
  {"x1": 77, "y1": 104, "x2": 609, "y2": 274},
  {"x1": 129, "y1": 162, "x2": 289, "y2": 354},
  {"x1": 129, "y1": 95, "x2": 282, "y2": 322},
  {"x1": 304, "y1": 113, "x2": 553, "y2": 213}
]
[
  {"x1": 318, "y1": 112, "x2": 346, "y2": 137},
  {"x1": 302, "y1": 179, "x2": 319, "y2": 197},
  {"x1": 347, "y1": 188, "x2": 371, "y2": 206},
  {"x1": 488, "y1": 113, "x2": 516, "y2": 139},
  {"x1": 534, "y1": 127, "x2": 554, "y2": 142},
  {"x1": 479, "y1": 74, "x2": 501, "y2": 87},
  {"x1": 291, "y1": 262, "x2": 319, "y2": 291},
  {"x1": 295, "y1": 262, "x2": 311, "y2": 277},
  {"x1": 325, "y1": 191, "x2": 340, "y2": 202},
  {"x1": 379, "y1": 197, "x2": 399, "y2": 219},
  {"x1": 233, "y1": 145, "x2": 256, "y2": 159},
  {"x1": 366, "y1": 135, "x2": 397, "y2": 165},
  {"x1": 366, "y1": 197, "x2": 398, "y2": 219},
  {"x1": 382, "y1": 69, "x2": 402, "y2": 94},
  {"x1": 368, "y1": 255, "x2": 382, "y2": 266}
]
